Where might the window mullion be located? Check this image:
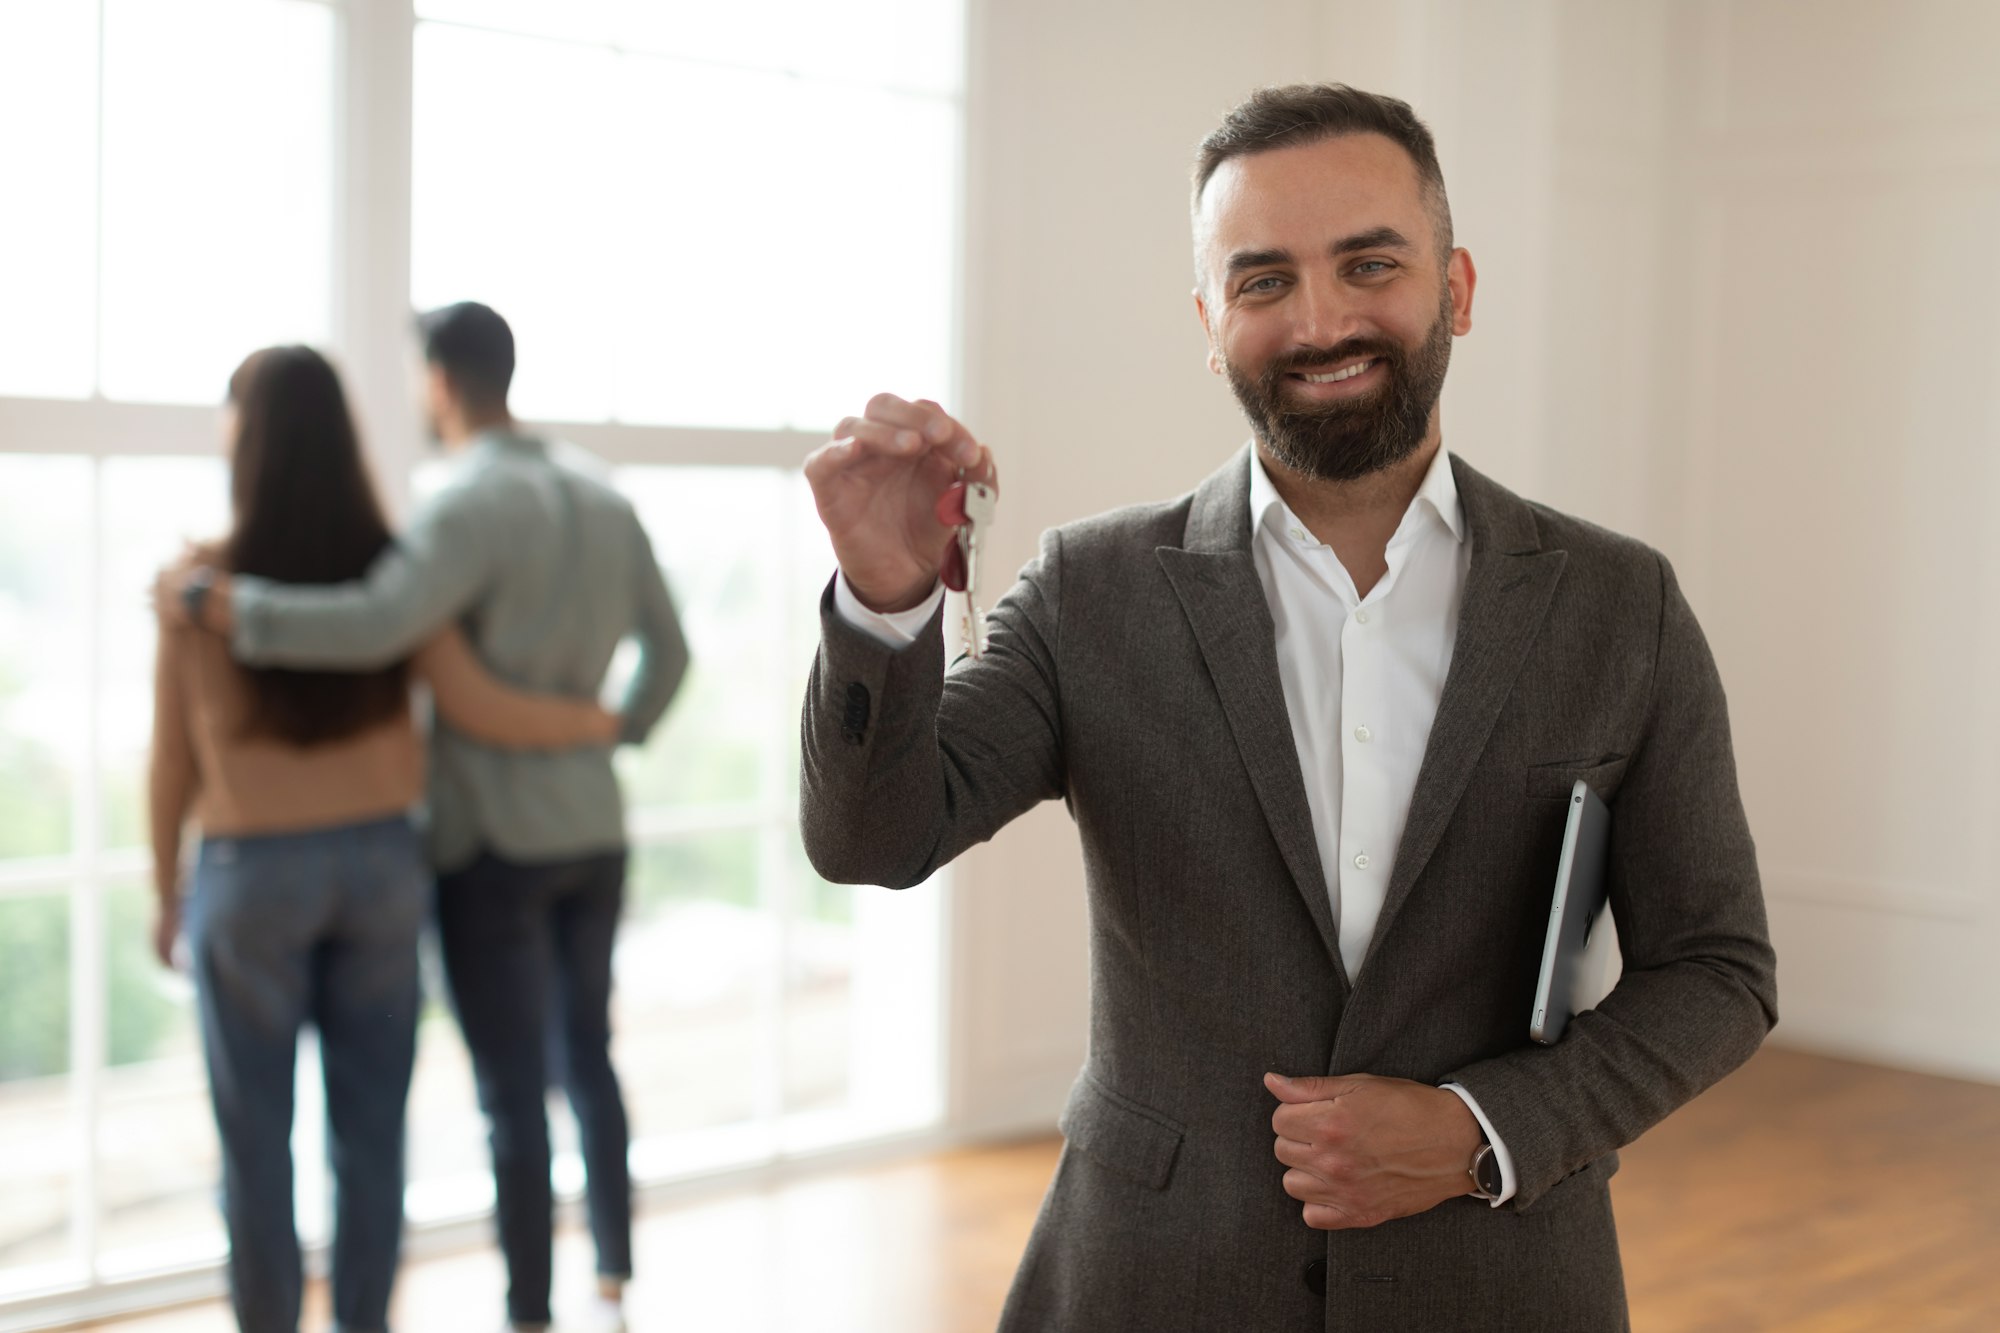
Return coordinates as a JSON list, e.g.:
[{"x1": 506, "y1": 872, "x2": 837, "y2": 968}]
[
  {"x1": 752, "y1": 507, "x2": 796, "y2": 1146},
  {"x1": 338, "y1": 0, "x2": 420, "y2": 521},
  {"x1": 68, "y1": 458, "x2": 107, "y2": 1282},
  {"x1": 765, "y1": 501, "x2": 804, "y2": 1144},
  {"x1": 520, "y1": 421, "x2": 822, "y2": 470},
  {"x1": 89, "y1": 0, "x2": 107, "y2": 399}
]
